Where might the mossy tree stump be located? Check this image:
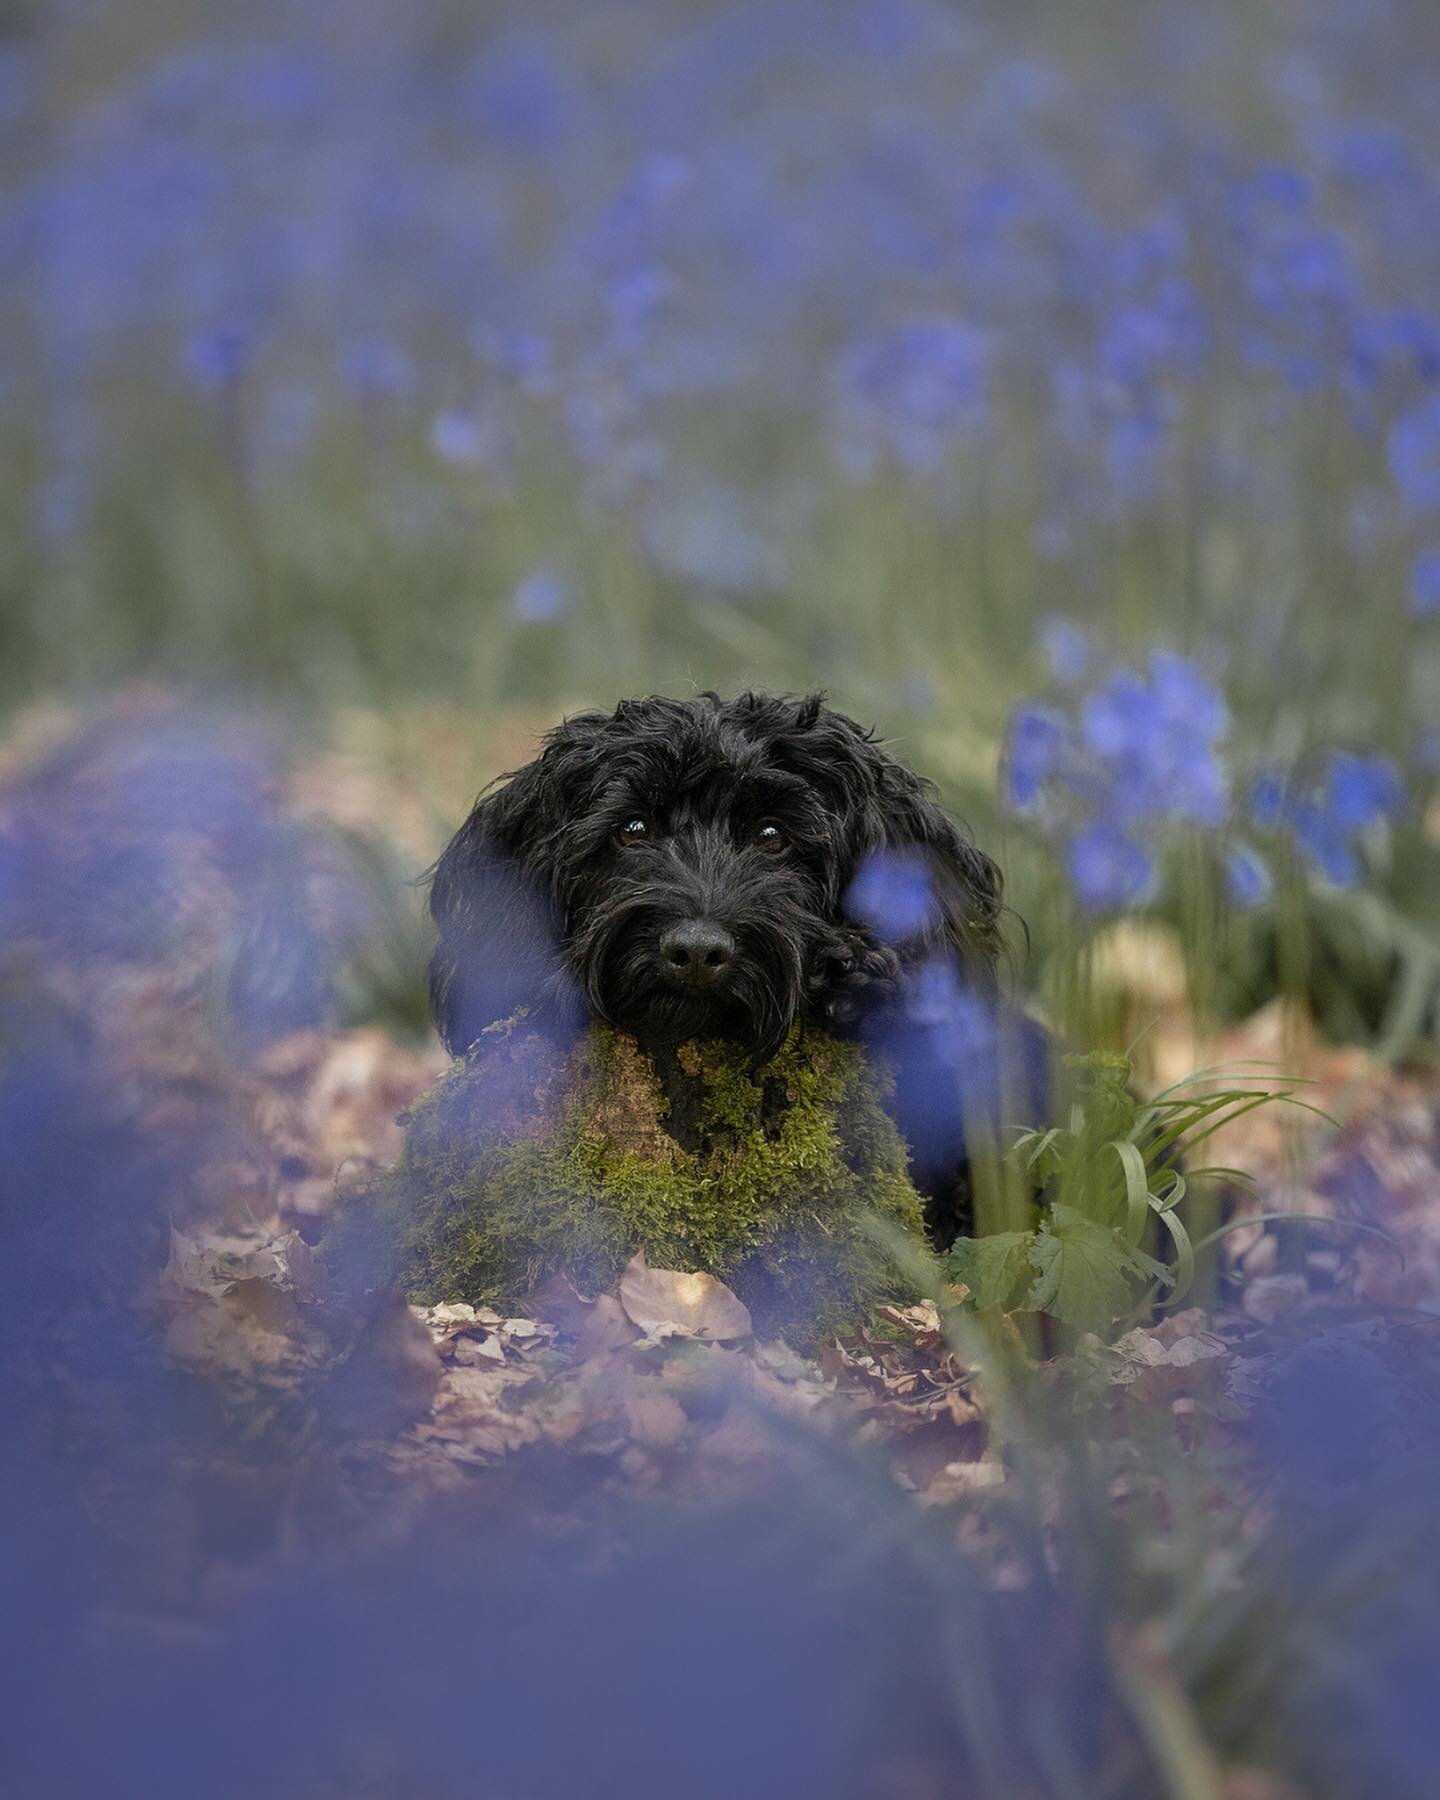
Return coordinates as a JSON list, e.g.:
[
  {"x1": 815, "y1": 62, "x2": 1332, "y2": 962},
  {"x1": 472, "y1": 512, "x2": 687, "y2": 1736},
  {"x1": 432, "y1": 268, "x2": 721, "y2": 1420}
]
[{"x1": 331, "y1": 1016, "x2": 930, "y2": 1342}]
